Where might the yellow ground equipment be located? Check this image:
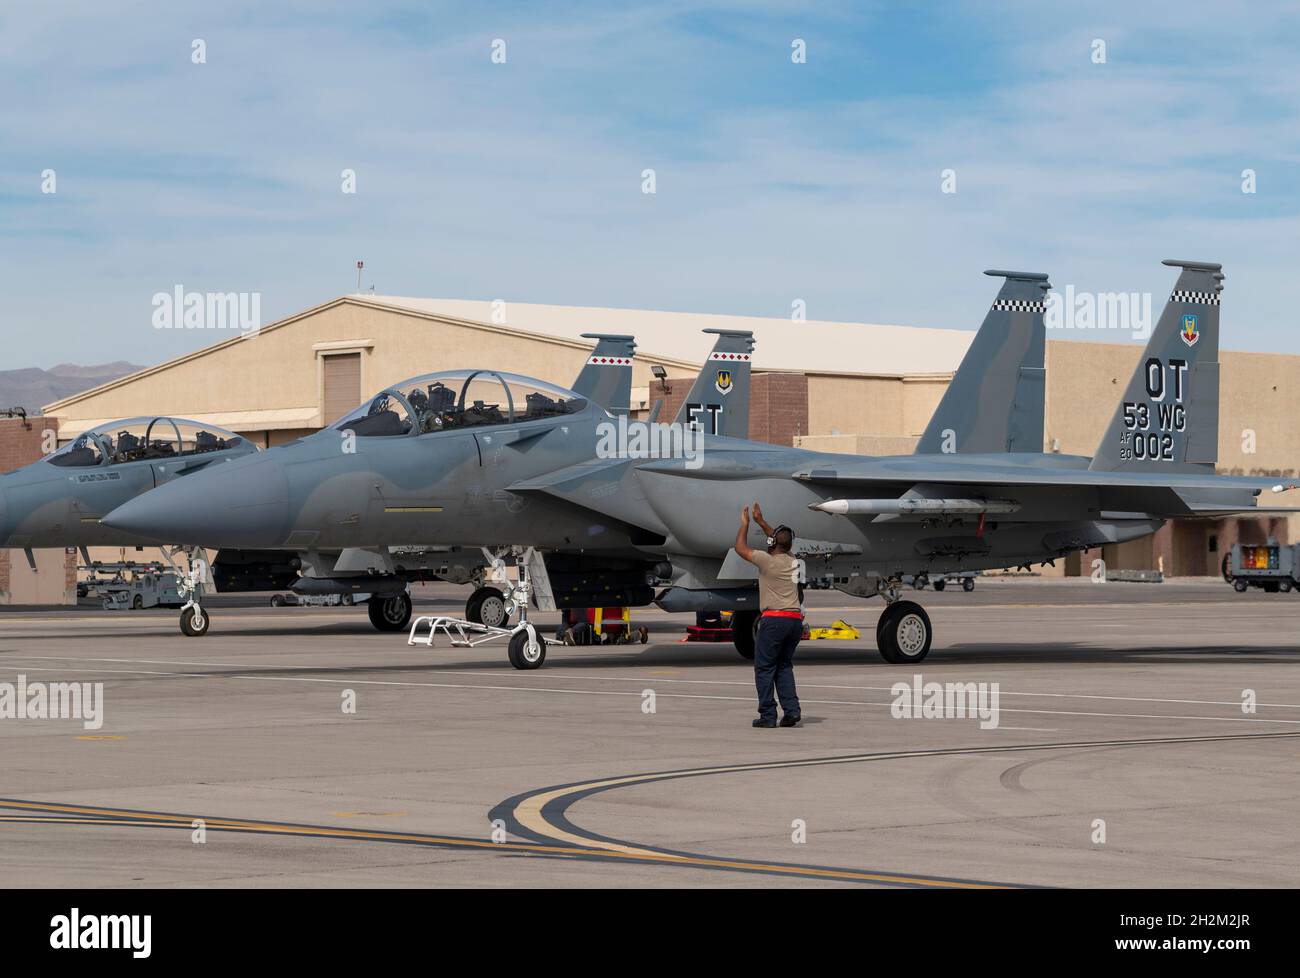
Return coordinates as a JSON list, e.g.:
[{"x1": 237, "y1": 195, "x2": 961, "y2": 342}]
[{"x1": 806, "y1": 619, "x2": 861, "y2": 641}]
